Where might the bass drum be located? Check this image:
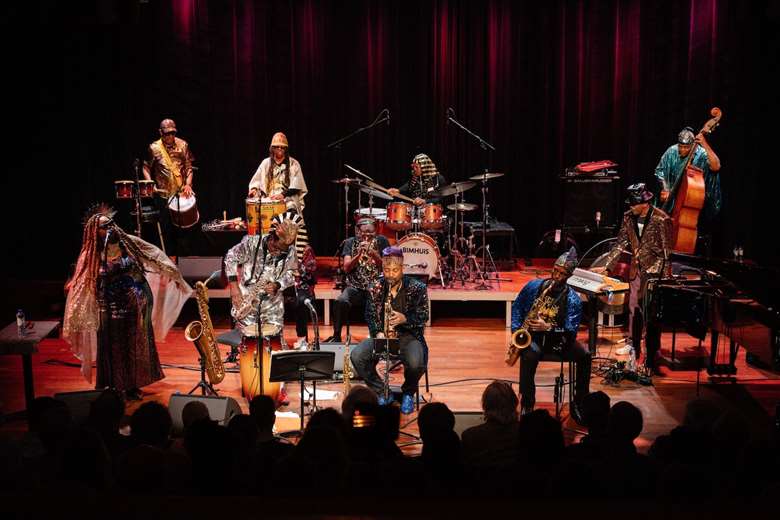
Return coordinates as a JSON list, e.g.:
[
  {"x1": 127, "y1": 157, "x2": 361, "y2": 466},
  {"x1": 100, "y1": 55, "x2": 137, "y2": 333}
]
[
  {"x1": 168, "y1": 195, "x2": 200, "y2": 228},
  {"x1": 240, "y1": 324, "x2": 286, "y2": 407},
  {"x1": 397, "y1": 232, "x2": 442, "y2": 280}
]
